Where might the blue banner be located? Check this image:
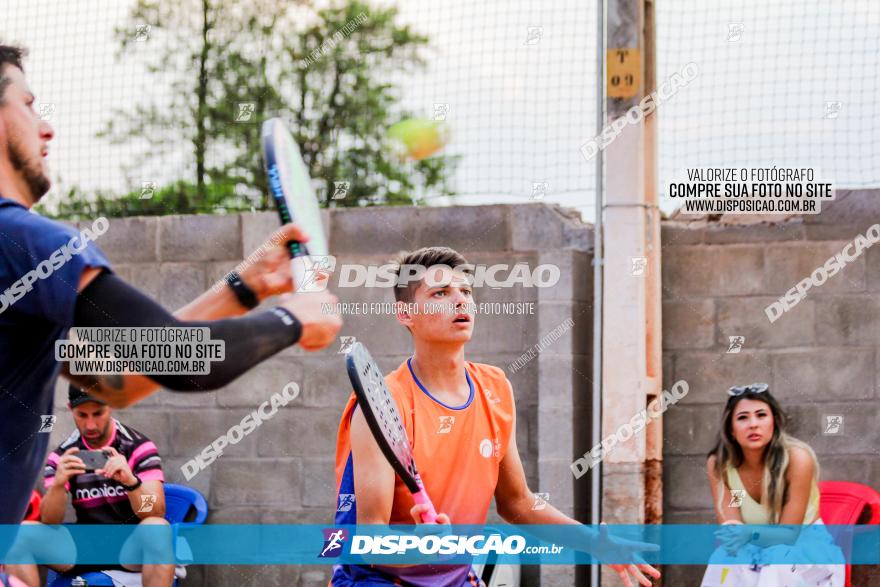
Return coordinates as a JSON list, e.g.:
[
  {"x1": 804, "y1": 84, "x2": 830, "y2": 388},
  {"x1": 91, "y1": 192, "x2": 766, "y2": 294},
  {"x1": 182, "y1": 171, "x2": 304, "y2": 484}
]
[{"x1": 0, "y1": 524, "x2": 876, "y2": 566}]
